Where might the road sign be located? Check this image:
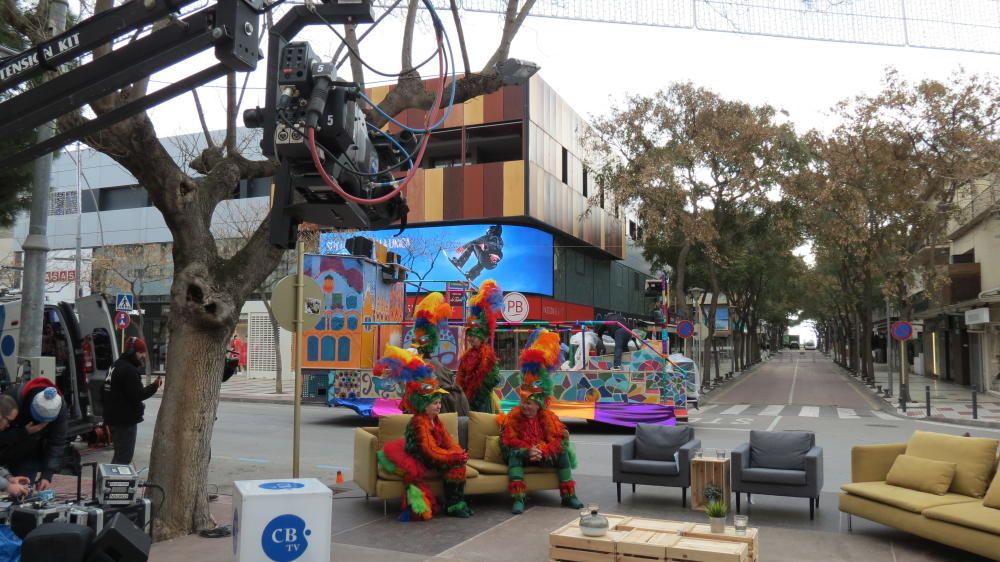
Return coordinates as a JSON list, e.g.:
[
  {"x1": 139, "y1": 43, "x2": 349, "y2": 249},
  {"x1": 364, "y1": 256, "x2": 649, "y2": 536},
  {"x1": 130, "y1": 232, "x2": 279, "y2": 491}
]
[
  {"x1": 693, "y1": 324, "x2": 709, "y2": 341},
  {"x1": 271, "y1": 275, "x2": 324, "y2": 332},
  {"x1": 115, "y1": 293, "x2": 134, "y2": 311},
  {"x1": 677, "y1": 320, "x2": 695, "y2": 339},
  {"x1": 501, "y1": 292, "x2": 529, "y2": 323},
  {"x1": 891, "y1": 320, "x2": 913, "y2": 341},
  {"x1": 114, "y1": 311, "x2": 131, "y2": 330}
]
